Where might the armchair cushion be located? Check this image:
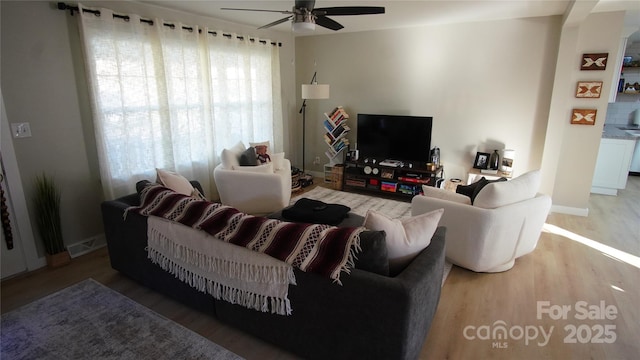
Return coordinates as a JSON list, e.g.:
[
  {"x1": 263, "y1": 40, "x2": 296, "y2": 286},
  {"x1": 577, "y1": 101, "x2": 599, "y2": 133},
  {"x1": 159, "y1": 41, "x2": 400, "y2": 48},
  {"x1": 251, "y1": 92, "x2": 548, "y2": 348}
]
[
  {"x1": 422, "y1": 185, "x2": 471, "y2": 205},
  {"x1": 456, "y1": 176, "x2": 507, "y2": 204},
  {"x1": 239, "y1": 147, "x2": 258, "y2": 166},
  {"x1": 474, "y1": 170, "x2": 540, "y2": 209},
  {"x1": 271, "y1": 152, "x2": 285, "y2": 170},
  {"x1": 233, "y1": 163, "x2": 274, "y2": 173},
  {"x1": 220, "y1": 141, "x2": 246, "y2": 169}
]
